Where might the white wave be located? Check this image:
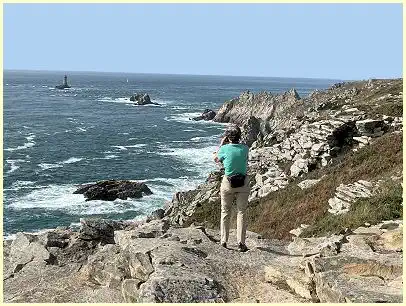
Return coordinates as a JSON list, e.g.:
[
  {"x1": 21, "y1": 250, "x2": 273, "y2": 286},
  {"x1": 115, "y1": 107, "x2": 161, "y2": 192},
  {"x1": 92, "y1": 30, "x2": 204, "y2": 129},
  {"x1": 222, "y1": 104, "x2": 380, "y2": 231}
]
[
  {"x1": 5, "y1": 159, "x2": 25, "y2": 174},
  {"x1": 164, "y1": 112, "x2": 228, "y2": 126},
  {"x1": 191, "y1": 135, "x2": 220, "y2": 142},
  {"x1": 76, "y1": 127, "x2": 87, "y2": 132},
  {"x1": 156, "y1": 145, "x2": 218, "y2": 181},
  {"x1": 171, "y1": 106, "x2": 190, "y2": 110},
  {"x1": 4, "y1": 134, "x2": 36, "y2": 152},
  {"x1": 102, "y1": 154, "x2": 119, "y2": 160},
  {"x1": 91, "y1": 154, "x2": 119, "y2": 161},
  {"x1": 98, "y1": 97, "x2": 130, "y2": 103},
  {"x1": 126, "y1": 144, "x2": 147, "y2": 148},
  {"x1": 6, "y1": 183, "x2": 167, "y2": 217},
  {"x1": 38, "y1": 163, "x2": 64, "y2": 170},
  {"x1": 3, "y1": 180, "x2": 44, "y2": 192},
  {"x1": 151, "y1": 99, "x2": 174, "y2": 106},
  {"x1": 38, "y1": 157, "x2": 83, "y2": 170},
  {"x1": 112, "y1": 145, "x2": 128, "y2": 151},
  {"x1": 190, "y1": 137, "x2": 203, "y2": 141},
  {"x1": 112, "y1": 144, "x2": 146, "y2": 150},
  {"x1": 4, "y1": 234, "x2": 16, "y2": 240},
  {"x1": 62, "y1": 157, "x2": 83, "y2": 164}
]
